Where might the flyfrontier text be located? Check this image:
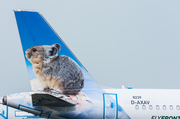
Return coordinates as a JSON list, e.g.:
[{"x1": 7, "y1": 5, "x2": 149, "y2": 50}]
[{"x1": 151, "y1": 116, "x2": 180, "y2": 119}]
